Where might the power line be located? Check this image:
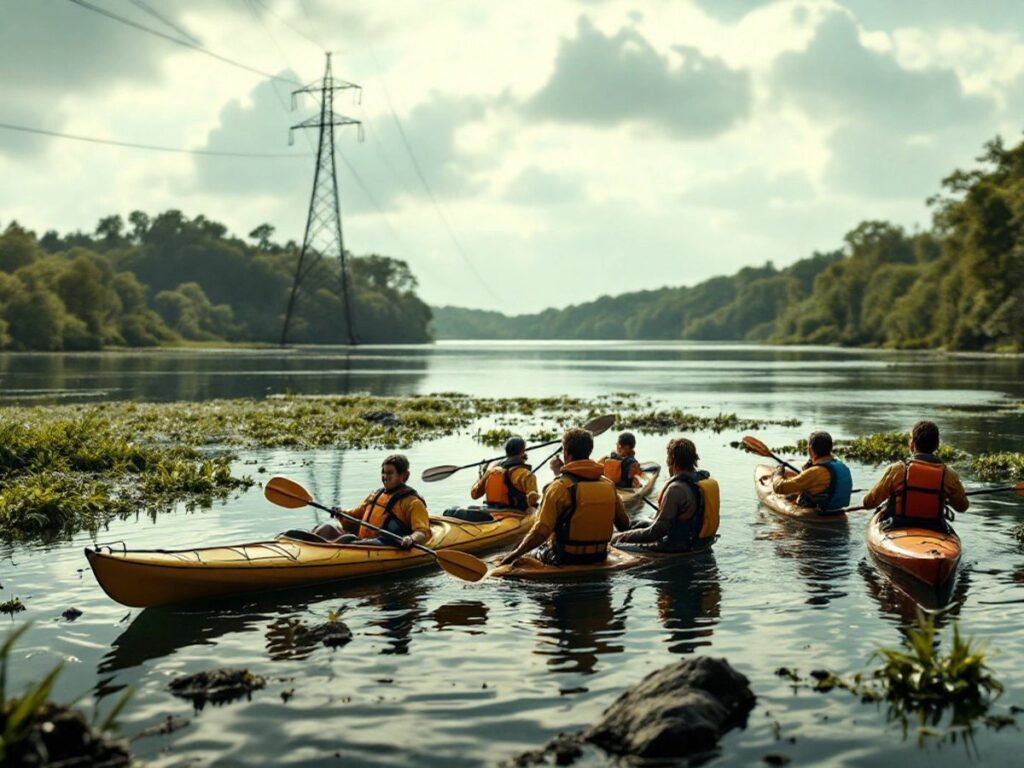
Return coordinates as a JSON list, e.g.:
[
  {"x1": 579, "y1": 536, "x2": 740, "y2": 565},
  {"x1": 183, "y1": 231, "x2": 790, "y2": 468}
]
[
  {"x1": 0, "y1": 121, "x2": 307, "y2": 158},
  {"x1": 366, "y1": 46, "x2": 505, "y2": 305},
  {"x1": 65, "y1": 0, "x2": 301, "y2": 86},
  {"x1": 297, "y1": 0, "x2": 326, "y2": 50},
  {"x1": 250, "y1": 0, "x2": 324, "y2": 51},
  {"x1": 126, "y1": 0, "x2": 201, "y2": 45}
]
